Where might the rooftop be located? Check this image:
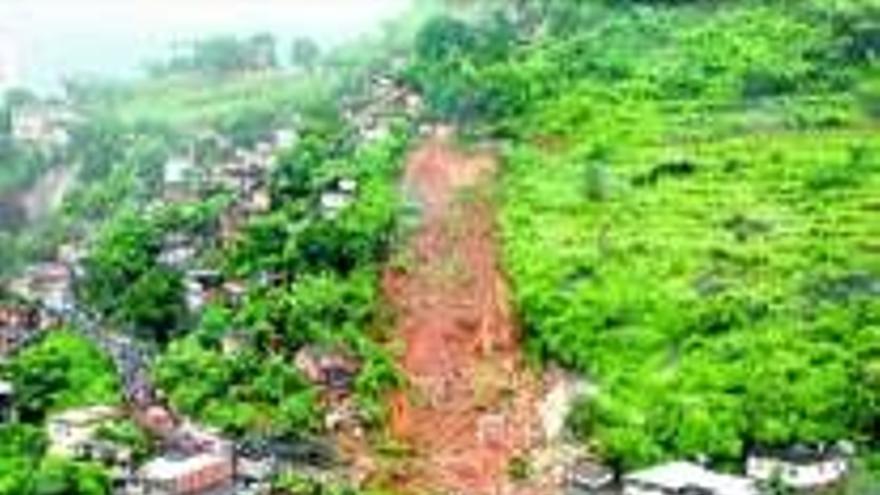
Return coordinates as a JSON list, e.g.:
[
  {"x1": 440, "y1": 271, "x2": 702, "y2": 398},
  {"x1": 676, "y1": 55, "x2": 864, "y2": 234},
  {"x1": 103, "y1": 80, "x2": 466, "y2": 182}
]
[
  {"x1": 625, "y1": 462, "x2": 756, "y2": 495},
  {"x1": 140, "y1": 452, "x2": 228, "y2": 481}
]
